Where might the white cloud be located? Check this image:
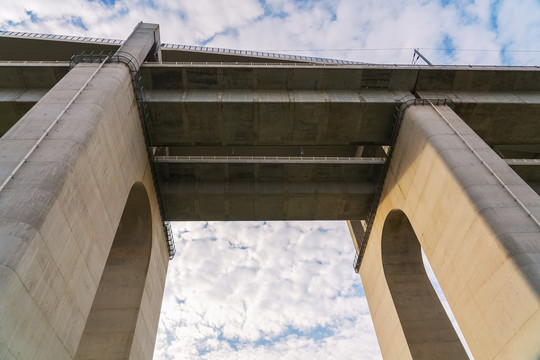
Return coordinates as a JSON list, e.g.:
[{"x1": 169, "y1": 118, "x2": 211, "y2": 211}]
[
  {"x1": 154, "y1": 221, "x2": 381, "y2": 360},
  {"x1": 2, "y1": 0, "x2": 539, "y2": 65}
]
